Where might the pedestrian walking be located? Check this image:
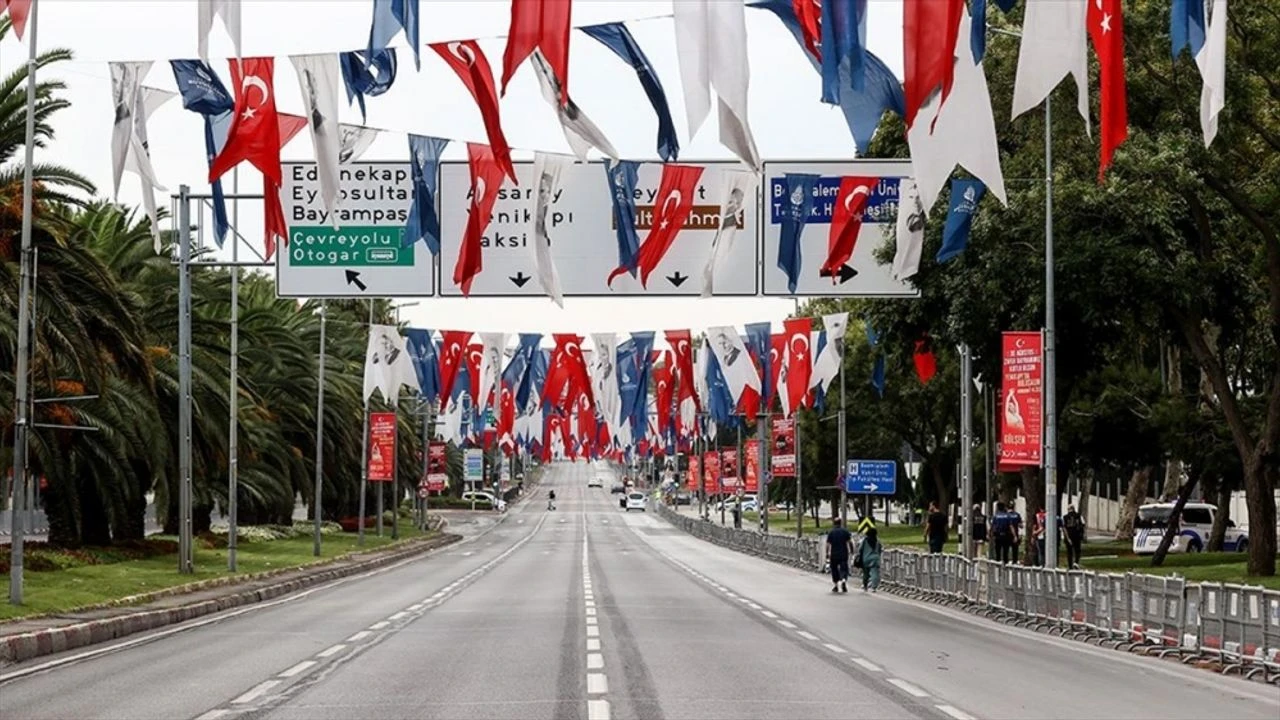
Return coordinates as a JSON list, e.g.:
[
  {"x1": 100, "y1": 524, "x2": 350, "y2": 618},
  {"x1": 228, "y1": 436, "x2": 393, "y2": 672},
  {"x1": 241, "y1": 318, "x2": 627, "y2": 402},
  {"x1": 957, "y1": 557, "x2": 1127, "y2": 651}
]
[
  {"x1": 1063, "y1": 504, "x2": 1085, "y2": 569},
  {"x1": 825, "y1": 518, "x2": 854, "y2": 593},
  {"x1": 972, "y1": 504, "x2": 988, "y2": 558},
  {"x1": 924, "y1": 502, "x2": 948, "y2": 554},
  {"x1": 856, "y1": 527, "x2": 883, "y2": 592},
  {"x1": 991, "y1": 502, "x2": 1019, "y2": 563}
]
